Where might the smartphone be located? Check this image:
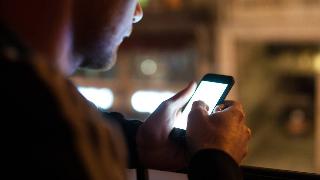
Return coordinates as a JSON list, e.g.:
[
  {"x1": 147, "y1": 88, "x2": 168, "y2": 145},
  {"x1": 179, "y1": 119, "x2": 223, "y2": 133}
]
[{"x1": 173, "y1": 73, "x2": 234, "y2": 130}]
